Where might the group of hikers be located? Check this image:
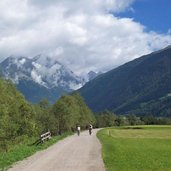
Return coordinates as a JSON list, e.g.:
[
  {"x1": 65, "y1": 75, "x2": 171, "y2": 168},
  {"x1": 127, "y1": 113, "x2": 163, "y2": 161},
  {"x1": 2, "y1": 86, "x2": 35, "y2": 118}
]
[{"x1": 76, "y1": 124, "x2": 93, "y2": 136}]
